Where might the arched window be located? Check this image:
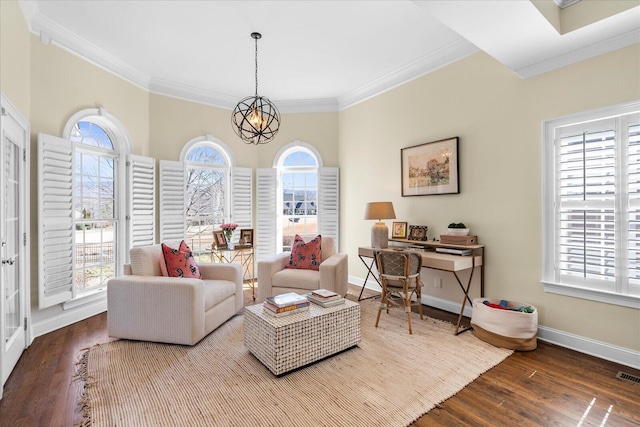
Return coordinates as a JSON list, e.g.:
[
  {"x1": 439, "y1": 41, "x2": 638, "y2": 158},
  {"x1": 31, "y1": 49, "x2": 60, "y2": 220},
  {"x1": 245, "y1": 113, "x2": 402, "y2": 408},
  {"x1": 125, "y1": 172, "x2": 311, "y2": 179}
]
[
  {"x1": 181, "y1": 137, "x2": 233, "y2": 259},
  {"x1": 67, "y1": 114, "x2": 127, "y2": 295},
  {"x1": 276, "y1": 143, "x2": 322, "y2": 252}
]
